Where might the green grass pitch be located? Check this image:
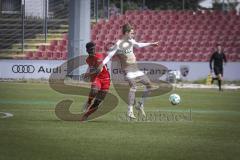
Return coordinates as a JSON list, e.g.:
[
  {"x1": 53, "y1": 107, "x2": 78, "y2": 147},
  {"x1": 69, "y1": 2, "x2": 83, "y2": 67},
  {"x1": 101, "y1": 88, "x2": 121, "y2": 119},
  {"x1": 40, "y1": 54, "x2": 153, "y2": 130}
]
[{"x1": 0, "y1": 82, "x2": 240, "y2": 160}]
